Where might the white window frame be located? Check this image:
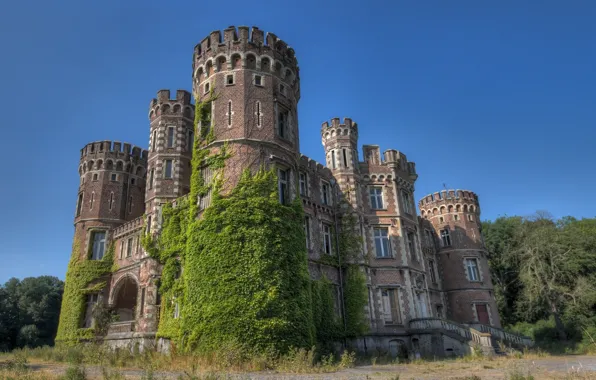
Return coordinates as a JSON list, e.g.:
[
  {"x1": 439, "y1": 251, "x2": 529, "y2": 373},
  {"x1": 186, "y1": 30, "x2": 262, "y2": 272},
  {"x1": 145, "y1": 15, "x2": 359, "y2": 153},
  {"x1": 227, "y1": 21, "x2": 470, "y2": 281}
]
[
  {"x1": 465, "y1": 258, "x2": 481, "y2": 282},
  {"x1": 322, "y1": 223, "x2": 333, "y2": 255},
  {"x1": 321, "y1": 181, "x2": 331, "y2": 206},
  {"x1": 381, "y1": 288, "x2": 401, "y2": 325},
  {"x1": 440, "y1": 228, "x2": 451, "y2": 247},
  {"x1": 126, "y1": 237, "x2": 133, "y2": 257},
  {"x1": 253, "y1": 74, "x2": 263, "y2": 87},
  {"x1": 369, "y1": 187, "x2": 384, "y2": 210},
  {"x1": 374, "y1": 227, "x2": 391, "y2": 258},
  {"x1": 90, "y1": 230, "x2": 106, "y2": 260}
]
